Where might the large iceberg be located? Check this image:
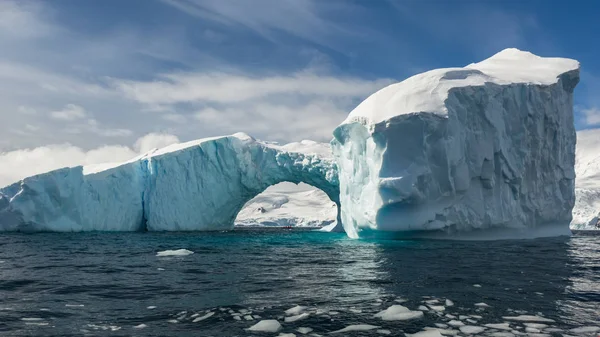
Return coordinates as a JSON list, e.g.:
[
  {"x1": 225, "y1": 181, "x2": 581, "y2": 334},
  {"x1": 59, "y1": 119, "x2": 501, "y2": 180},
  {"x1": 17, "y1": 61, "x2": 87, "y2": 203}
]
[
  {"x1": 0, "y1": 133, "x2": 340, "y2": 232},
  {"x1": 571, "y1": 129, "x2": 600, "y2": 229},
  {"x1": 332, "y1": 48, "x2": 580, "y2": 239}
]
